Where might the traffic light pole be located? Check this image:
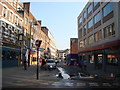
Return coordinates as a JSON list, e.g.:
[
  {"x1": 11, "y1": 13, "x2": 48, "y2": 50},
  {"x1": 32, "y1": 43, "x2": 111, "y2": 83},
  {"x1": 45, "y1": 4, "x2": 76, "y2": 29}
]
[
  {"x1": 37, "y1": 47, "x2": 39, "y2": 80},
  {"x1": 35, "y1": 39, "x2": 42, "y2": 80}
]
